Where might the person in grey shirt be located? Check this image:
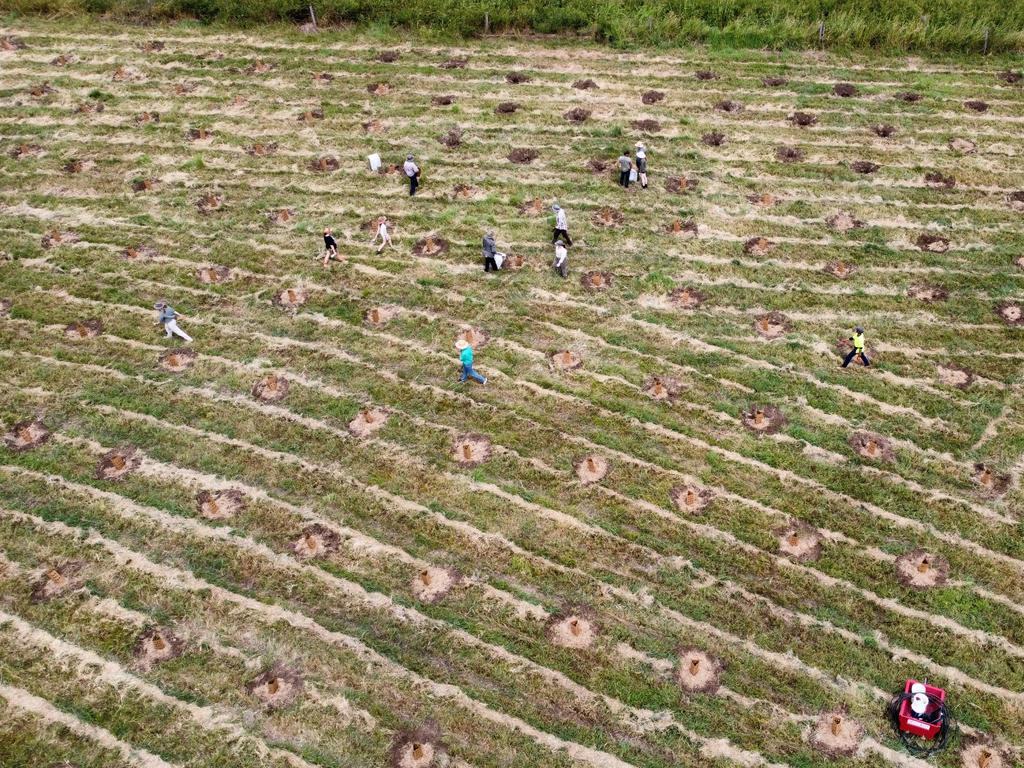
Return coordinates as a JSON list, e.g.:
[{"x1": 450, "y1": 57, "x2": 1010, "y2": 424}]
[
  {"x1": 482, "y1": 231, "x2": 498, "y2": 272},
  {"x1": 552, "y1": 240, "x2": 569, "y2": 279},
  {"x1": 154, "y1": 300, "x2": 192, "y2": 342},
  {"x1": 403, "y1": 154, "x2": 420, "y2": 196},
  {"x1": 617, "y1": 150, "x2": 632, "y2": 188}
]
